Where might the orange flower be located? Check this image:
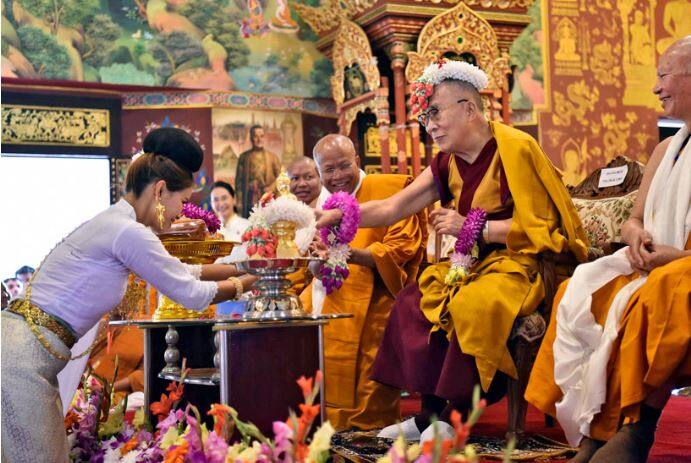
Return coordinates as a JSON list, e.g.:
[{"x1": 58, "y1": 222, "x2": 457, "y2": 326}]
[
  {"x1": 166, "y1": 381, "x2": 185, "y2": 403},
  {"x1": 449, "y1": 410, "x2": 462, "y2": 428},
  {"x1": 208, "y1": 403, "x2": 233, "y2": 435},
  {"x1": 438, "y1": 439, "x2": 454, "y2": 461},
  {"x1": 296, "y1": 376, "x2": 314, "y2": 401},
  {"x1": 150, "y1": 393, "x2": 174, "y2": 421},
  {"x1": 421, "y1": 434, "x2": 453, "y2": 459},
  {"x1": 295, "y1": 442, "x2": 309, "y2": 461},
  {"x1": 64, "y1": 410, "x2": 79, "y2": 429},
  {"x1": 121, "y1": 436, "x2": 140, "y2": 454},
  {"x1": 314, "y1": 370, "x2": 323, "y2": 388},
  {"x1": 298, "y1": 403, "x2": 320, "y2": 421},
  {"x1": 449, "y1": 410, "x2": 471, "y2": 448},
  {"x1": 163, "y1": 440, "x2": 189, "y2": 463}
]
